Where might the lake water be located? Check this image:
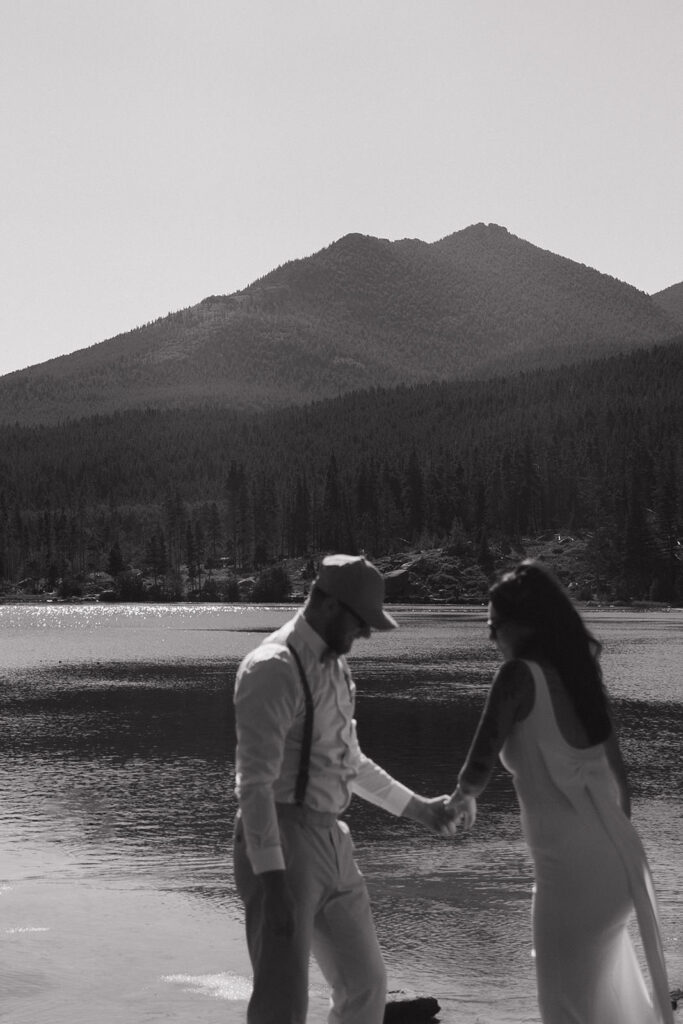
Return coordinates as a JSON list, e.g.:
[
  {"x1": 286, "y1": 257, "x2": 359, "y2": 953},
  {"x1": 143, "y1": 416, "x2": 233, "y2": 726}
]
[{"x1": 0, "y1": 603, "x2": 681, "y2": 1023}]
